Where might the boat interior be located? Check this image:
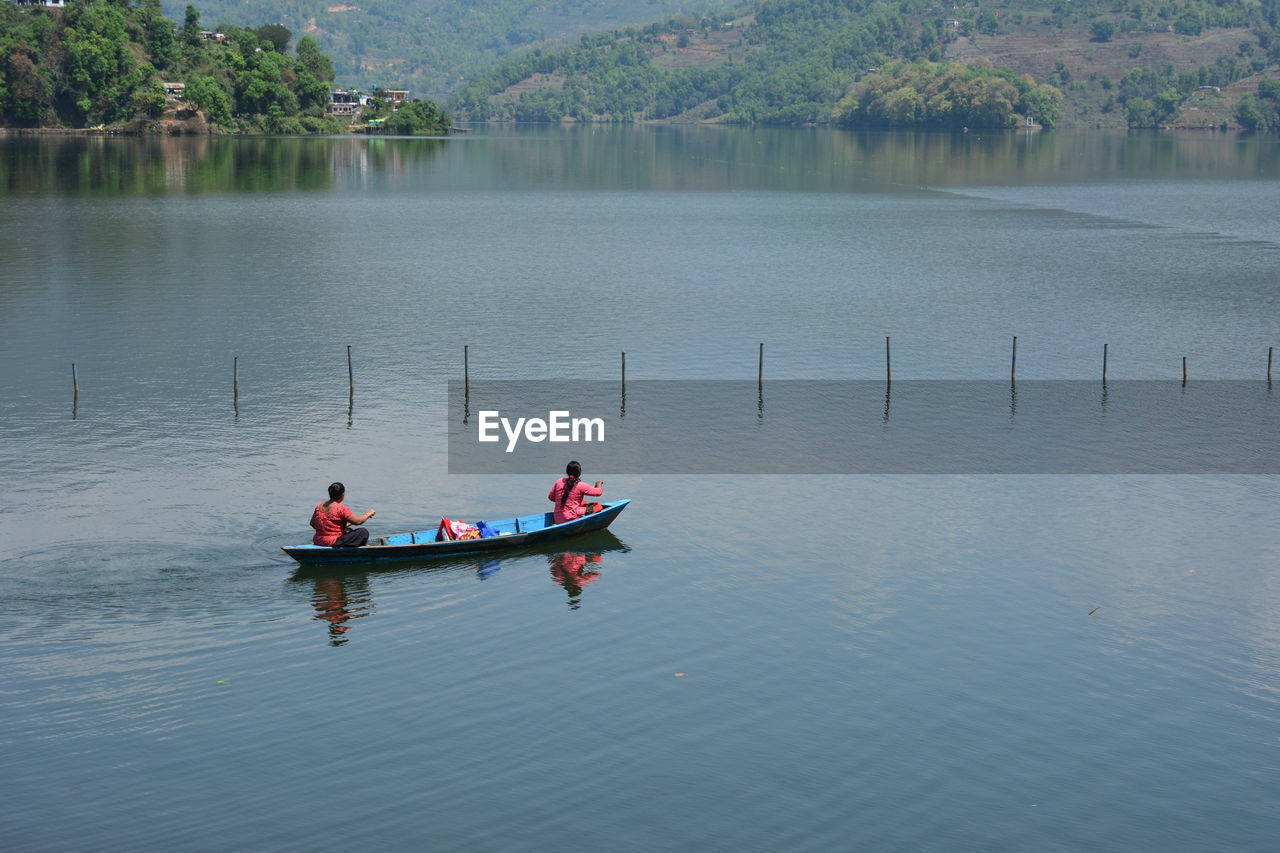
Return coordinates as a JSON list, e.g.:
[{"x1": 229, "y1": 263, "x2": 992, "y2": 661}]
[{"x1": 374, "y1": 510, "x2": 559, "y2": 547}]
